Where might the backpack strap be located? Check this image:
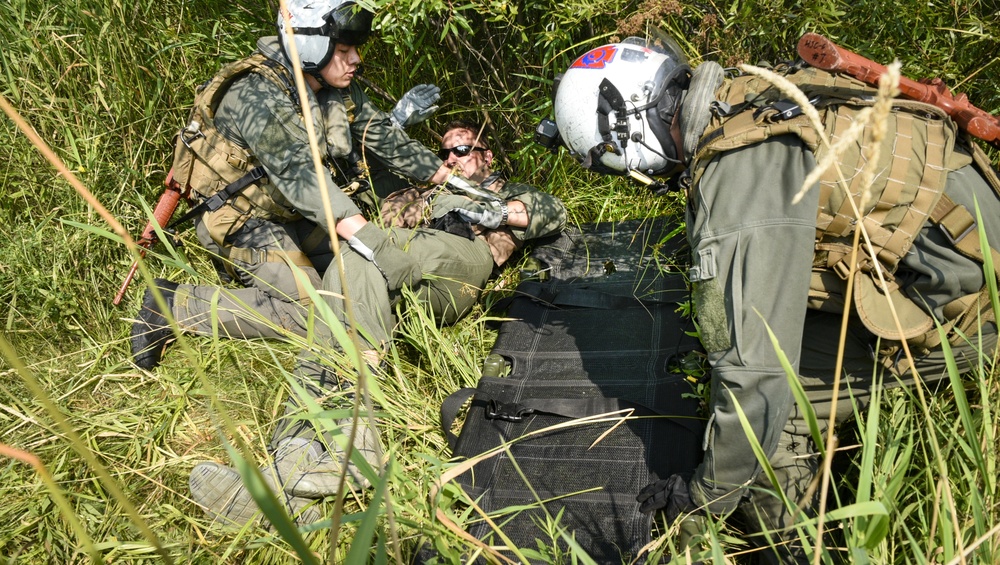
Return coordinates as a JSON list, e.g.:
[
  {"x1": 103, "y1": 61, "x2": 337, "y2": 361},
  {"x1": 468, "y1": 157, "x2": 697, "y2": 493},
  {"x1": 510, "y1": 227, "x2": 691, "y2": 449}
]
[
  {"x1": 250, "y1": 55, "x2": 302, "y2": 117},
  {"x1": 929, "y1": 193, "x2": 1000, "y2": 279},
  {"x1": 167, "y1": 166, "x2": 267, "y2": 229}
]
